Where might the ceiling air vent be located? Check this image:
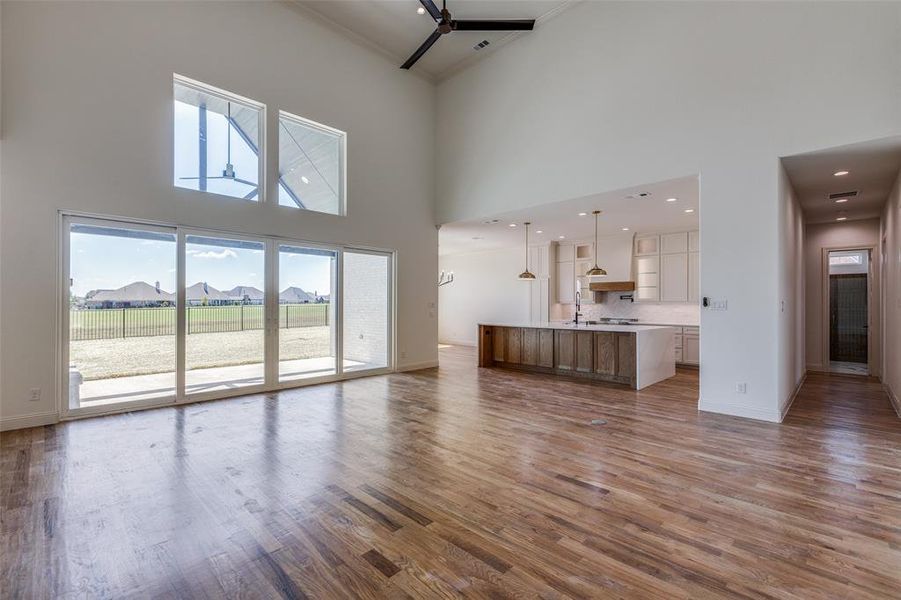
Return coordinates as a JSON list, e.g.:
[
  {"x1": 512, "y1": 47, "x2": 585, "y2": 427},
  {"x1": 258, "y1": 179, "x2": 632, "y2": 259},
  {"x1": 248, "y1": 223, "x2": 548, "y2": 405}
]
[
  {"x1": 473, "y1": 40, "x2": 490, "y2": 51},
  {"x1": 828, "y1": 190, "x2": 859, "y2": 200}
]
